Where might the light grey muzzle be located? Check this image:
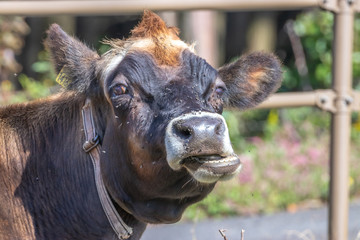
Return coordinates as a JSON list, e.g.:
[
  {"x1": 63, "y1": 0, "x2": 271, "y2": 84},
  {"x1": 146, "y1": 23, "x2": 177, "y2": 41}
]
[{"x1": 165, "y1": 112, "x2": 241, "y2": 183}]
